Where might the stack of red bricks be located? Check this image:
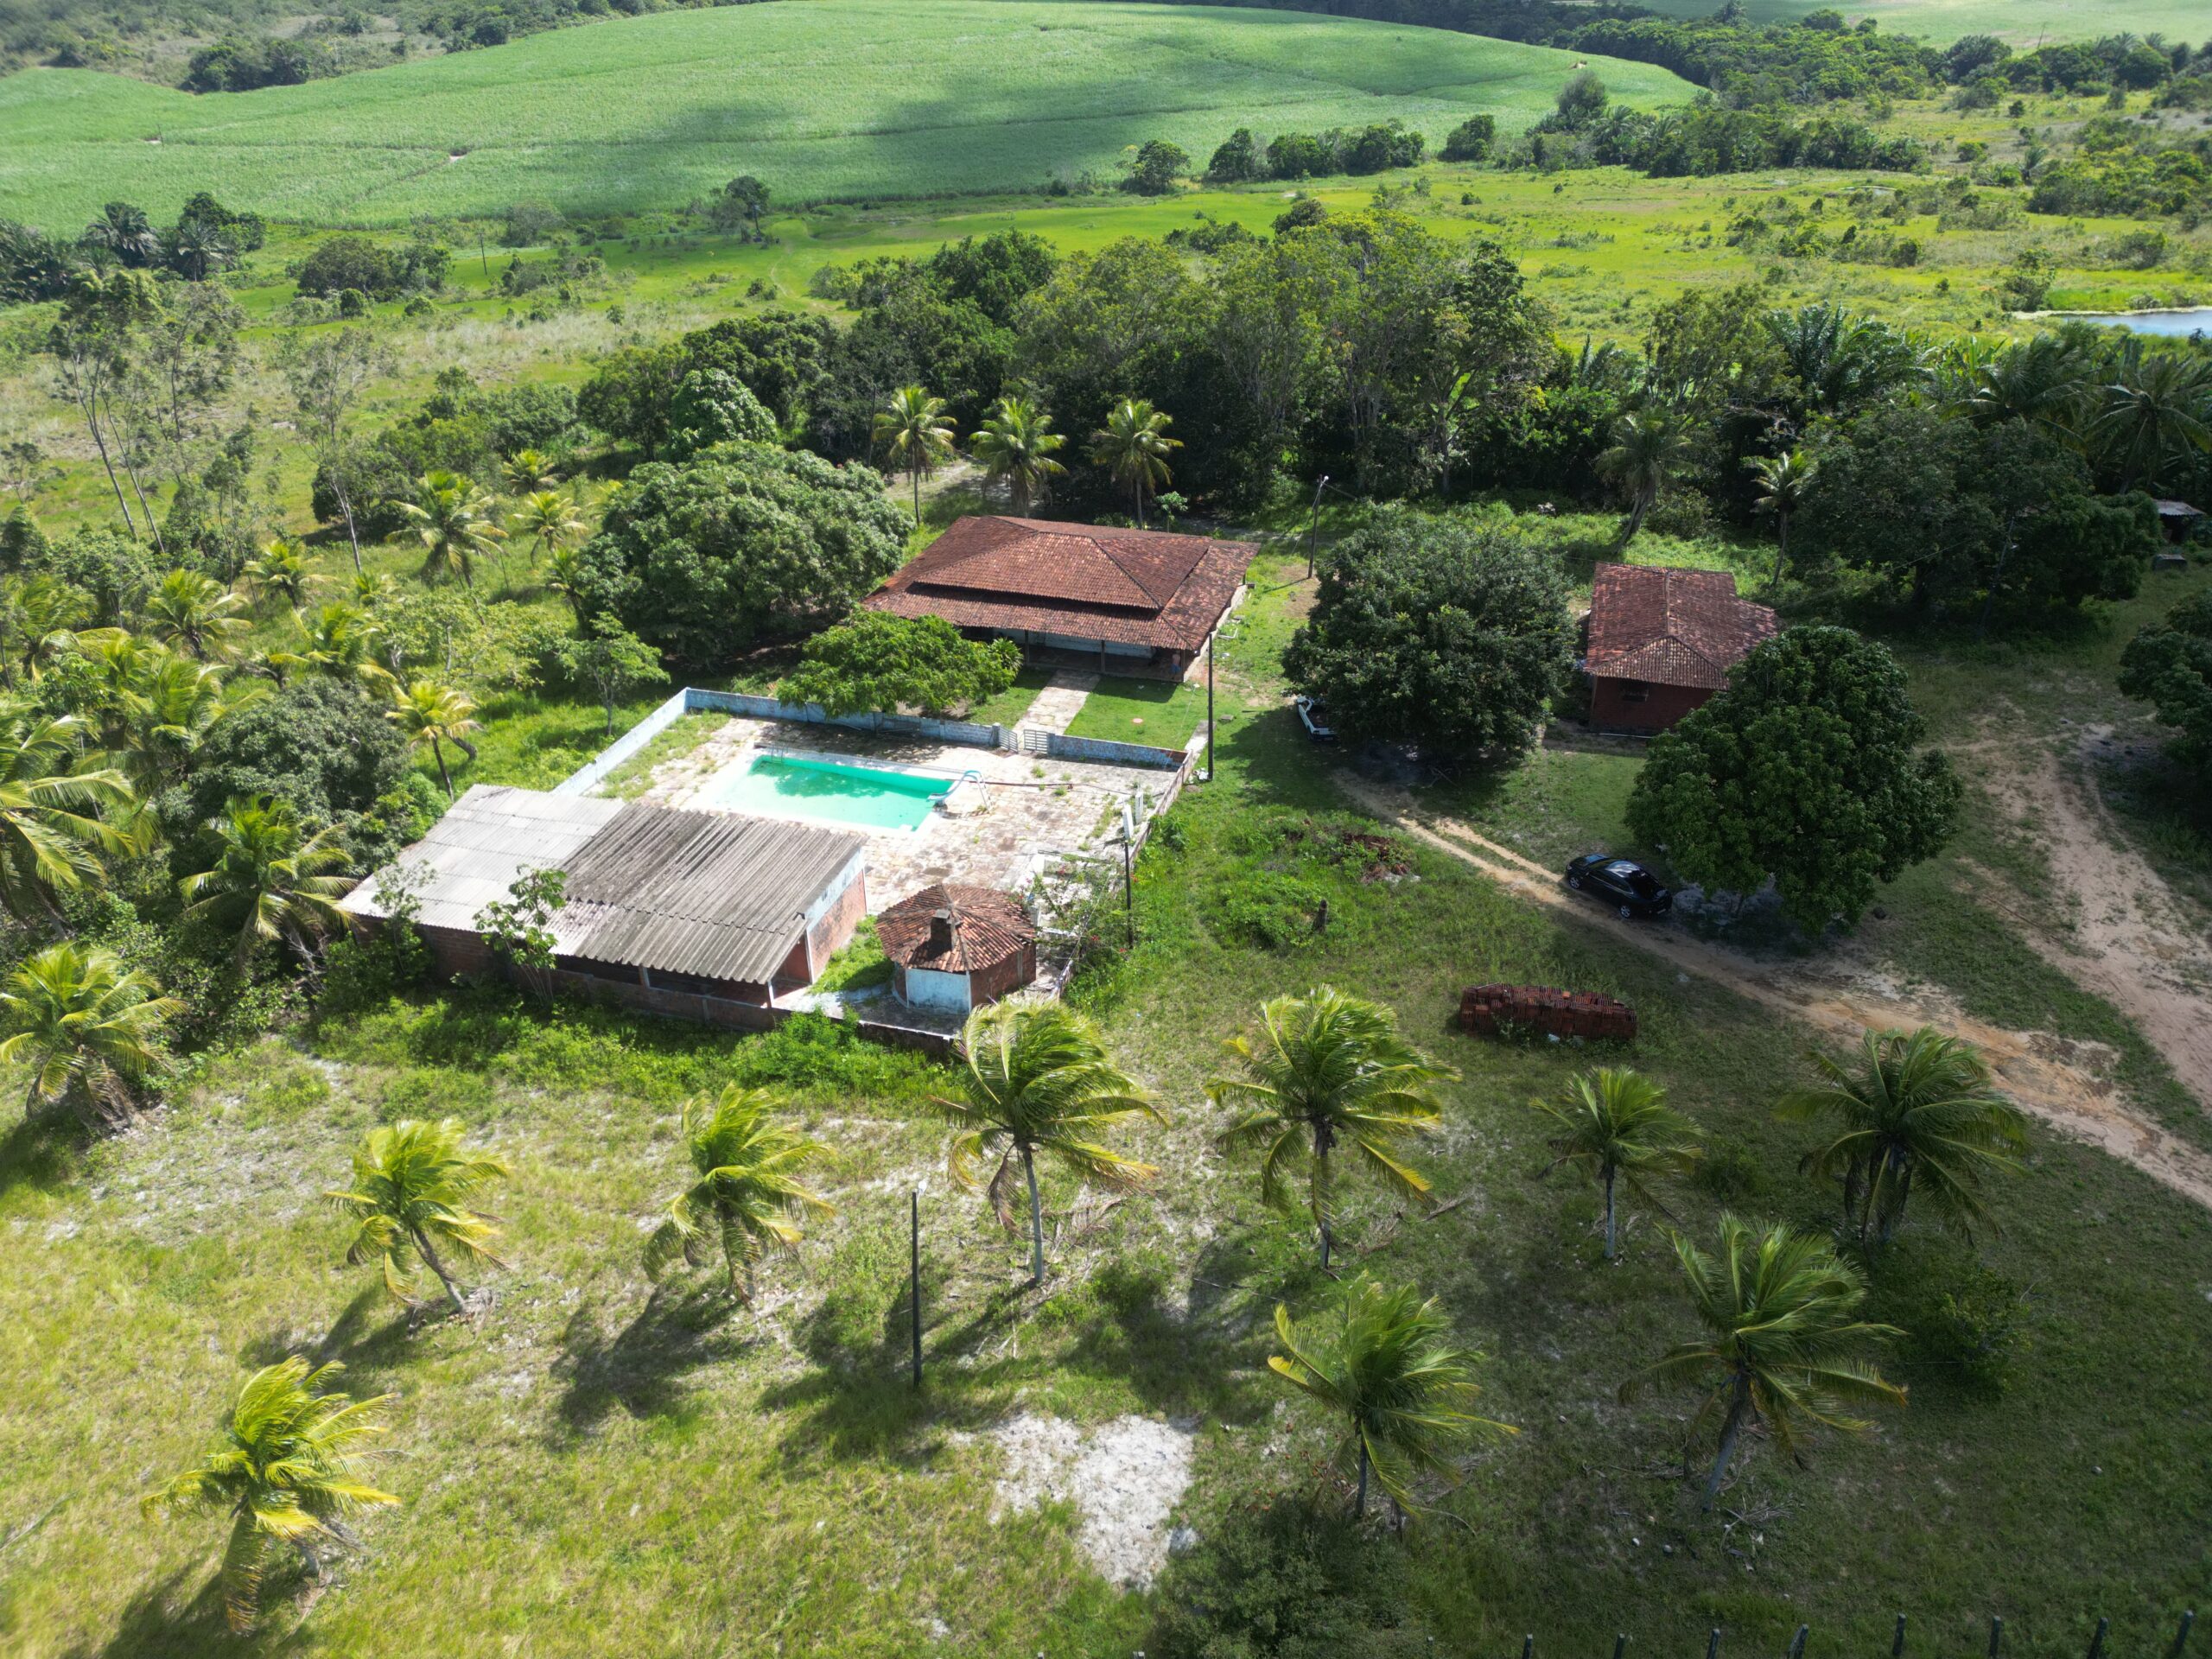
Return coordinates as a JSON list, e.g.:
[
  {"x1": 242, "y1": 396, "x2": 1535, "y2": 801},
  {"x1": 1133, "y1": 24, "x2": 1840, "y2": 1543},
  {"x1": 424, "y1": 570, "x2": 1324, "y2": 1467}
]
[{"x1": 1459, "y1": 984, "x2": 1637, "y2": 1042}]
